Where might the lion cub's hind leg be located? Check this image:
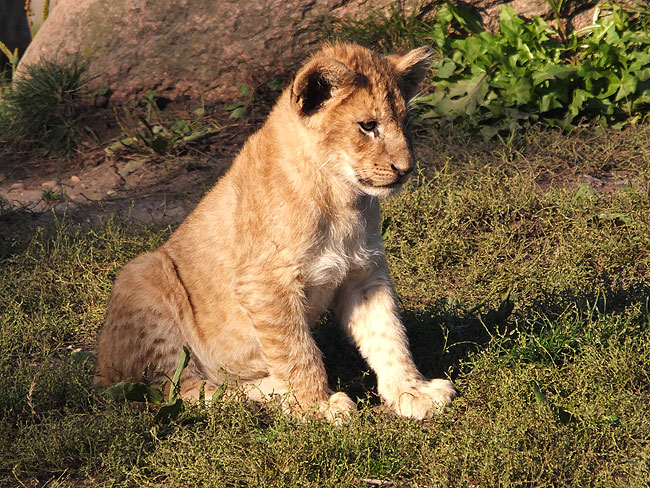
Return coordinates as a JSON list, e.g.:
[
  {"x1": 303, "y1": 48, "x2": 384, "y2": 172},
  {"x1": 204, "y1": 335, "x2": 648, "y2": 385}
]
[{"x1": 95, "y1": 250, "x2": 206, "y2": 394}]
